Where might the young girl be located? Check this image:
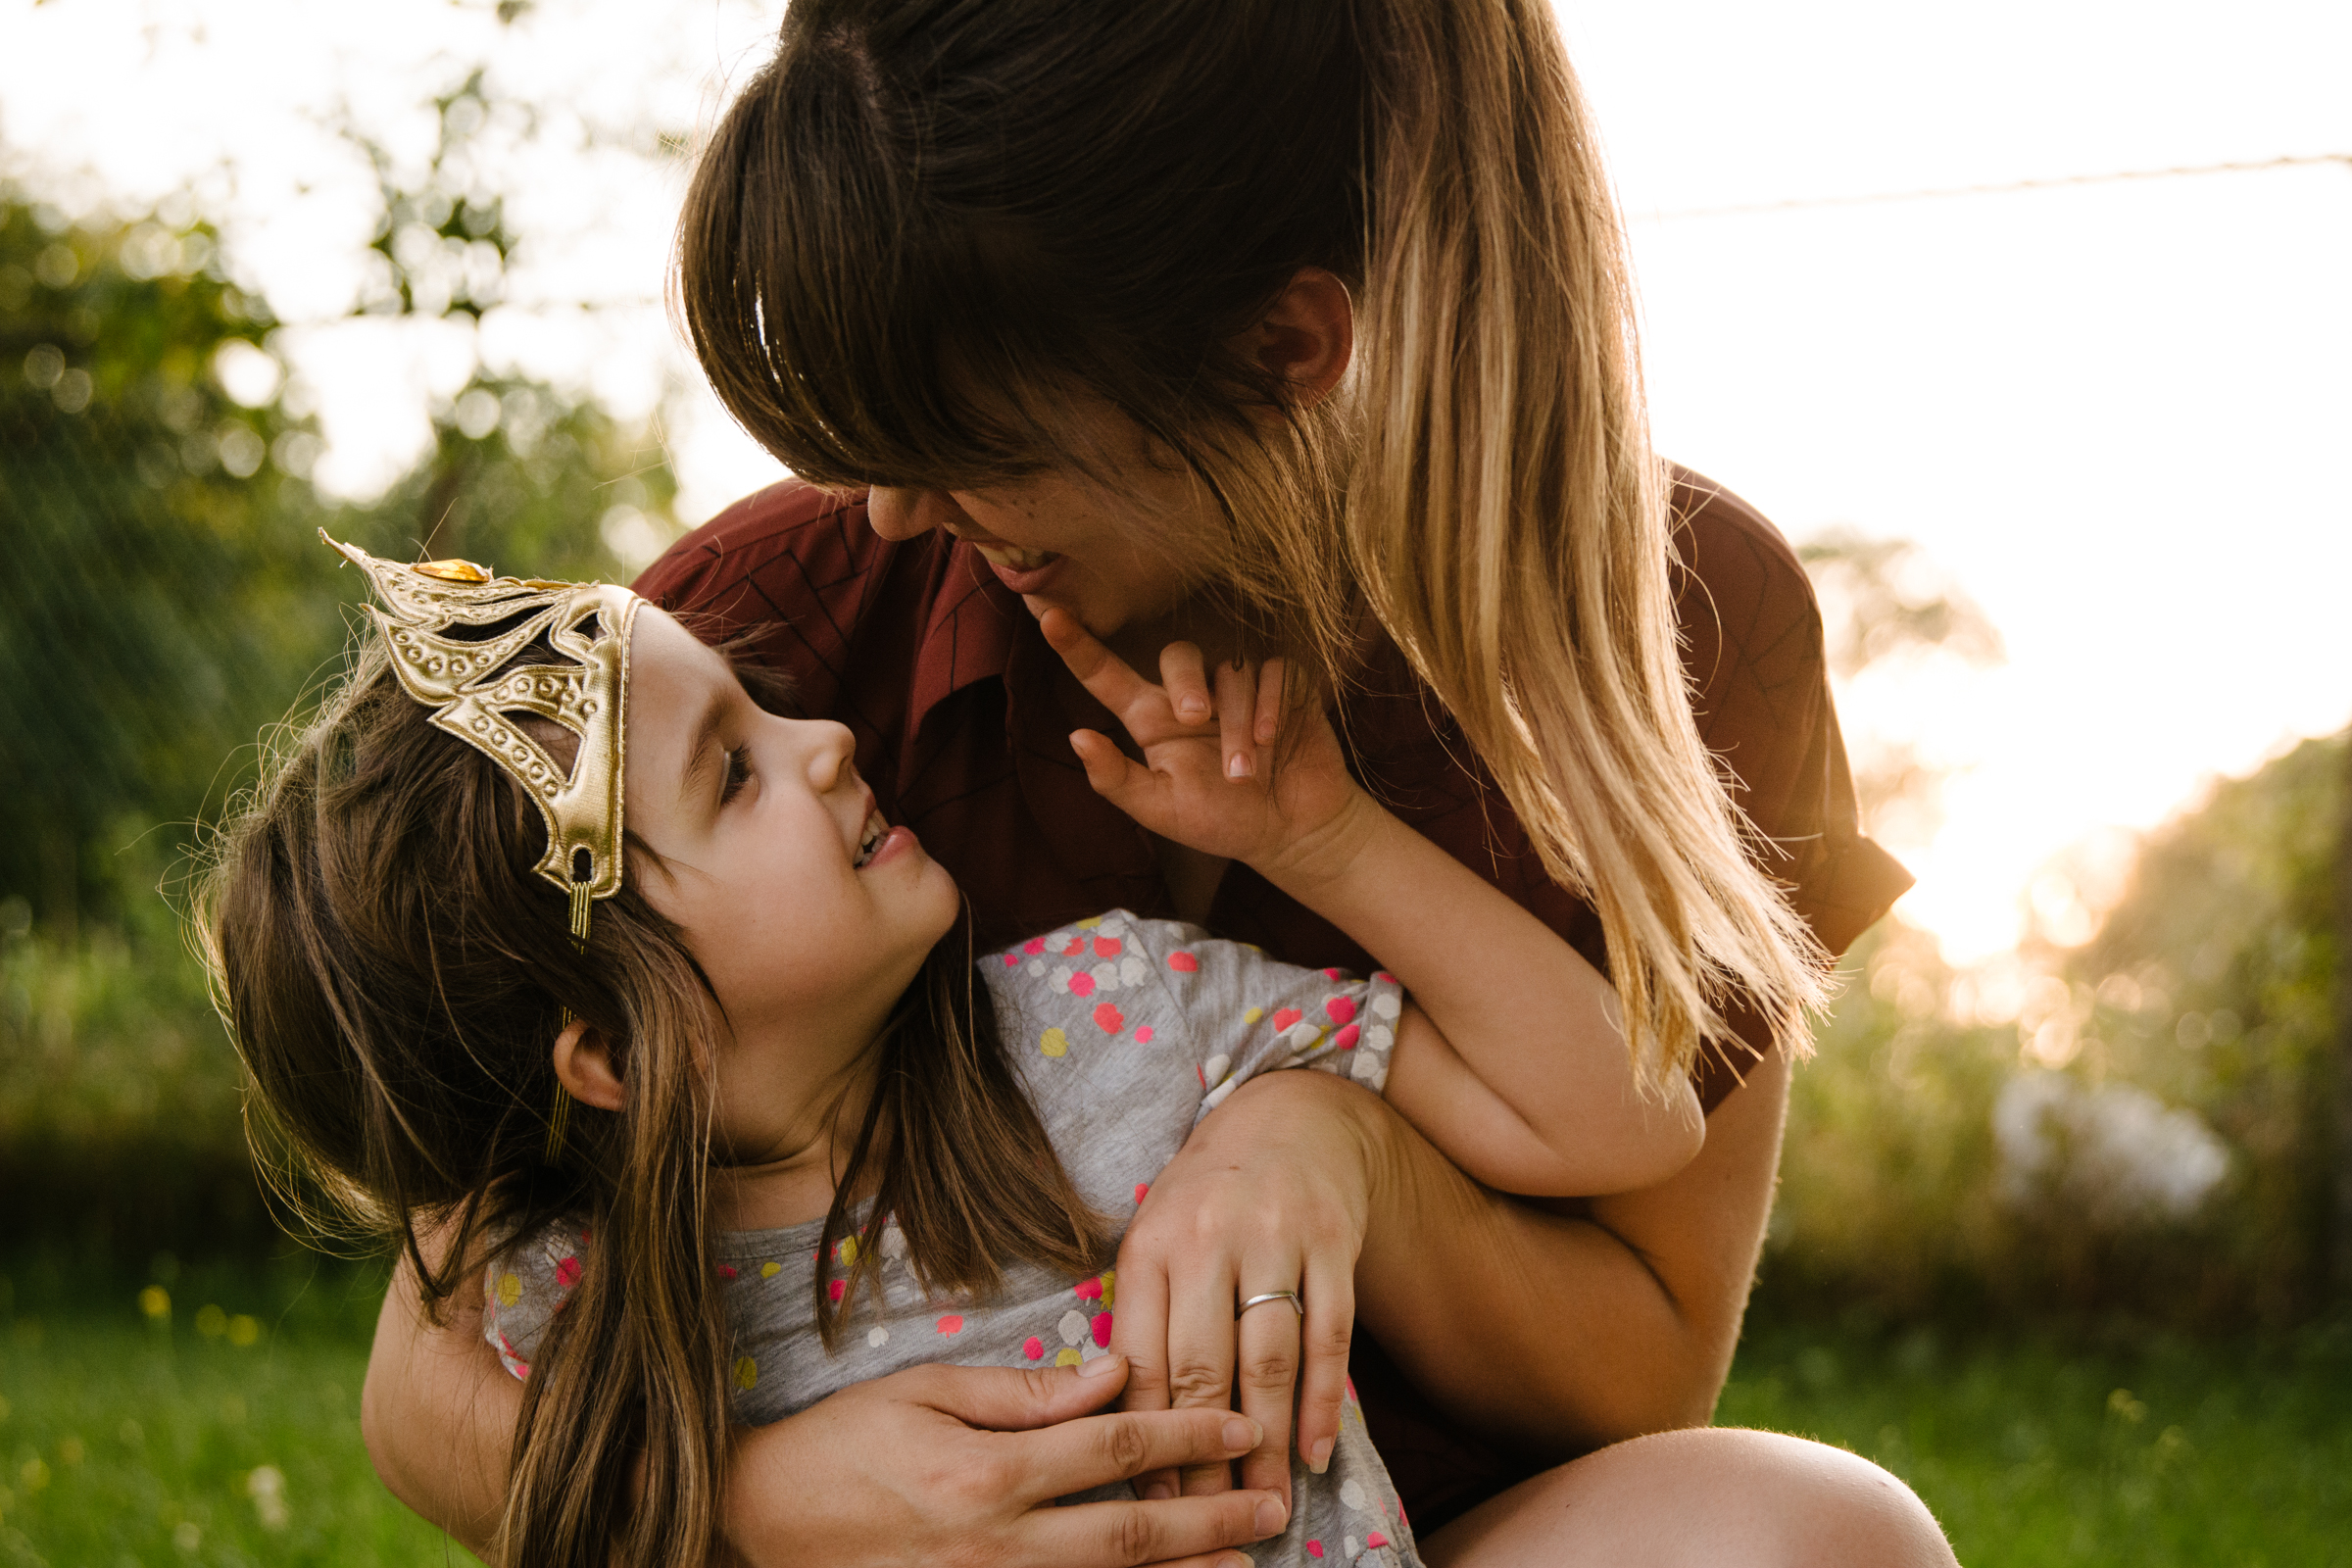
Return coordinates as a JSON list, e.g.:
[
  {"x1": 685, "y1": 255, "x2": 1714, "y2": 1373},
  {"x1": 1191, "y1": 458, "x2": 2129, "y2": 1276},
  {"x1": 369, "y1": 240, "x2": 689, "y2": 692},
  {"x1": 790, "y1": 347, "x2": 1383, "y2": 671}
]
[{"x1": 204, "y1": 538, "x2": 1700, "y2": 1568}]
